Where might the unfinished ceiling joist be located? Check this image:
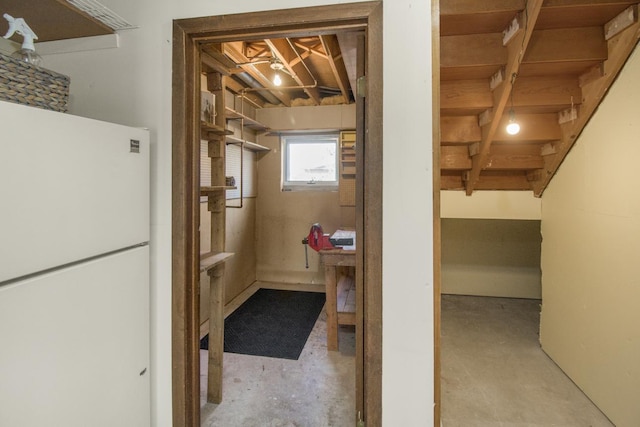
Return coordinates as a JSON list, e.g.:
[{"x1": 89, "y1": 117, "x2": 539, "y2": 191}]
[
  {"x1": 265, "y1": 38, "x2": 321, "y2": 105},
  {"x1": 439, "y1": 0, "x2": 639, "y2": 194},
  {"x1": 222, "y1": 42, "x2": 292, "y2": 107},
  {"x1": 465, "y1": 0, "x2": 544, "y2": 195},
  {"x1": 531, "y1": 7, "x2": 640, "y2": 196}
]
